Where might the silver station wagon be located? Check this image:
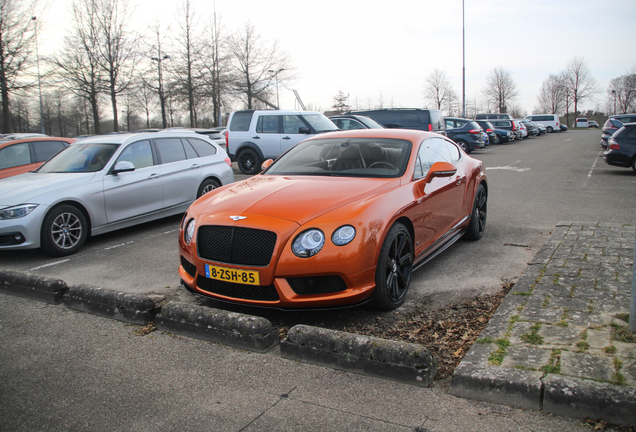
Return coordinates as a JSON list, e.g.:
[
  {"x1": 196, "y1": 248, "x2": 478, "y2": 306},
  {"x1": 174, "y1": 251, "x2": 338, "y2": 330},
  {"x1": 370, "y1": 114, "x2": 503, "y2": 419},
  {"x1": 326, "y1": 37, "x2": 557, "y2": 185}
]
[{"x1": 0, "y1": 131, "x2": 234, "y2": 256}]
